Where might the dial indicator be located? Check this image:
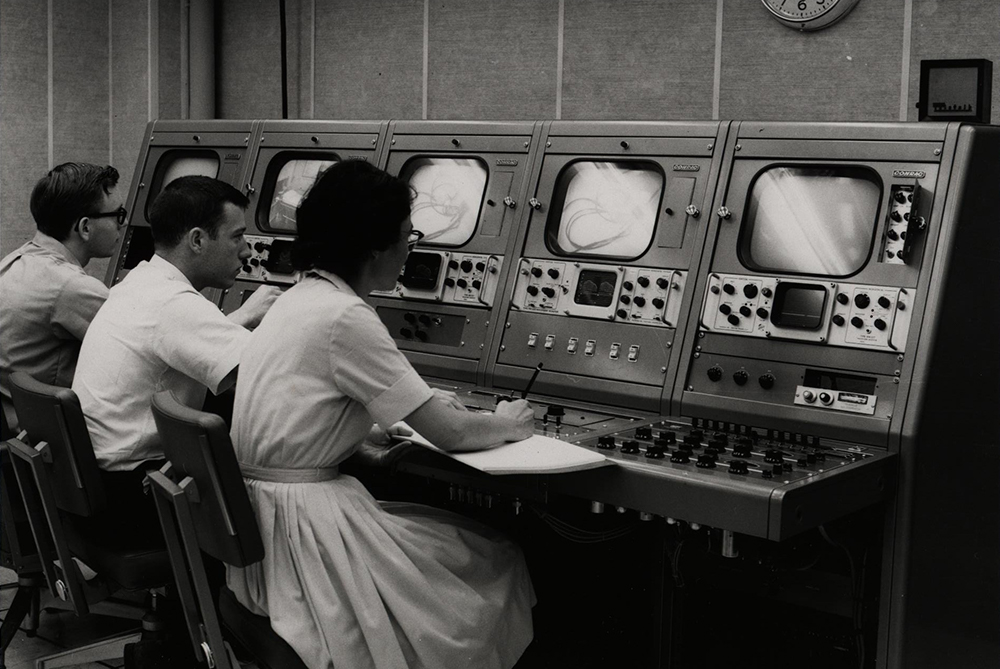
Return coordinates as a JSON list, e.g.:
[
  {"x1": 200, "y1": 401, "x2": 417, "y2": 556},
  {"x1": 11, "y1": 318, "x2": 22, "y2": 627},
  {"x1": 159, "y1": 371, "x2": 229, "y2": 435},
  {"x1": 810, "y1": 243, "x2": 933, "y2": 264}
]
[{"x1": 761, "y1": 0, "x2": 861, "y2": 31}]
